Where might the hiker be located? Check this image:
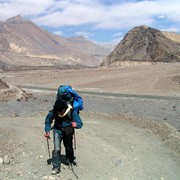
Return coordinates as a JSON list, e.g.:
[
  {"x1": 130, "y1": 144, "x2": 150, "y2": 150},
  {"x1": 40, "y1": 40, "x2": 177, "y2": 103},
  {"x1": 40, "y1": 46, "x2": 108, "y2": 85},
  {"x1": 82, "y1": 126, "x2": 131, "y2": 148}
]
[{"x1": 44, "y1": 98, "x2": 83, "y2": 175}]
